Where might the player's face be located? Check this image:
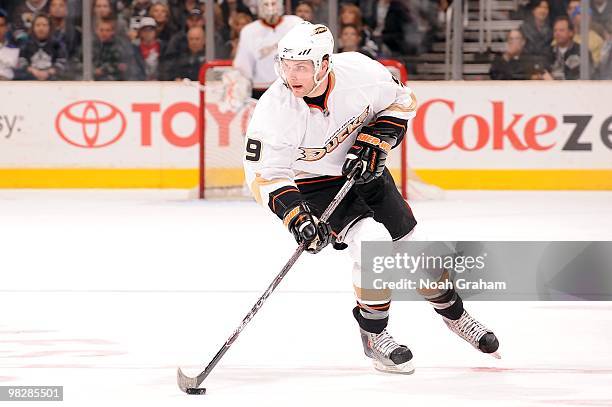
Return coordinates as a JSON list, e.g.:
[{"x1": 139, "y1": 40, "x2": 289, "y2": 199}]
[{"x1": 281, "y1": 59, "x2": 316, "y2": 97}]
